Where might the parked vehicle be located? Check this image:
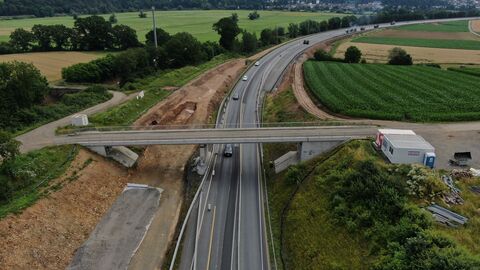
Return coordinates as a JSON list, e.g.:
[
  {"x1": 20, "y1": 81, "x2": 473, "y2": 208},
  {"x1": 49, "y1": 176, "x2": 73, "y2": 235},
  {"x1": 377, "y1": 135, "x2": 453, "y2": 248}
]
[{"x1": 224, "y1": 144, "x2": 233, "y2": 157}]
